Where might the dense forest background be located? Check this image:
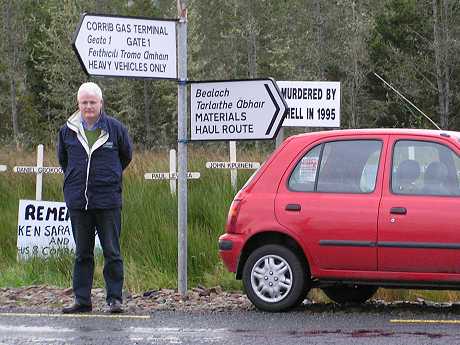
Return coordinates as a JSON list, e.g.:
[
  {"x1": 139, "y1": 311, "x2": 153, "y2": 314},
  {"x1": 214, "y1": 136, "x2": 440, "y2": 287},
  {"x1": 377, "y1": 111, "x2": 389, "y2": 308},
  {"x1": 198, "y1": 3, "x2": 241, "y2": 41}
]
[{"x1": 1, "y1": 0, "x2": 460, "y2": 149}]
